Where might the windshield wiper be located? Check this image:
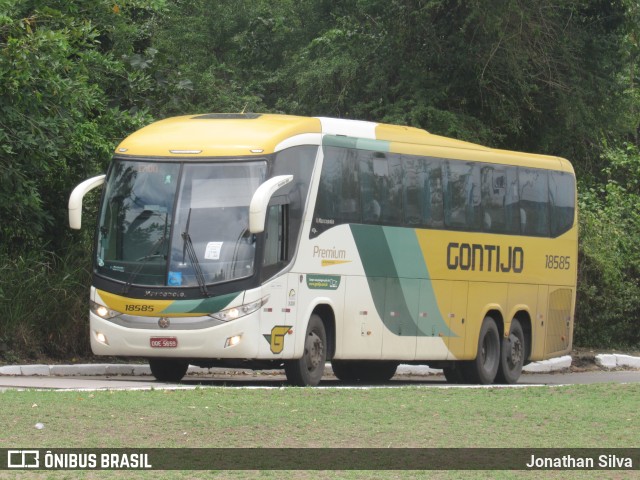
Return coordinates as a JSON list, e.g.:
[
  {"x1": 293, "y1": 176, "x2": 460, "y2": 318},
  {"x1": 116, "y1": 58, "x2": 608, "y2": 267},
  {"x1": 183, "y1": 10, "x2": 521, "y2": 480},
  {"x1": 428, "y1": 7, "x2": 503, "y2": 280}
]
[
  {"x1": 122, "y1": 233, "x2": 165, "y2": 294},
  {"x1": 121, "y1": 210, "x2": 169, "y2": 294},
  {"x1": 182, "y1": 208, "x2": 210, "y2": 297}
]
